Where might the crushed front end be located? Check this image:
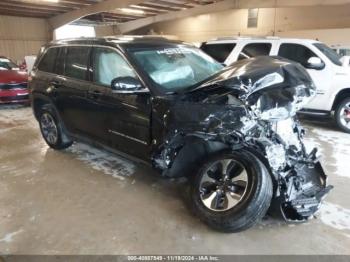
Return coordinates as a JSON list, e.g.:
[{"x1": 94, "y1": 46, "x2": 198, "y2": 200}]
[
  {"x1": 152, "y1": 56, "x2": 333, "y2": 223},
  {"x1": 200, "y1": 107, "x2": 333, "y2": 221},
  {"x1": 243, "y1": 117, "x2": 333, "y2": 221}
]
